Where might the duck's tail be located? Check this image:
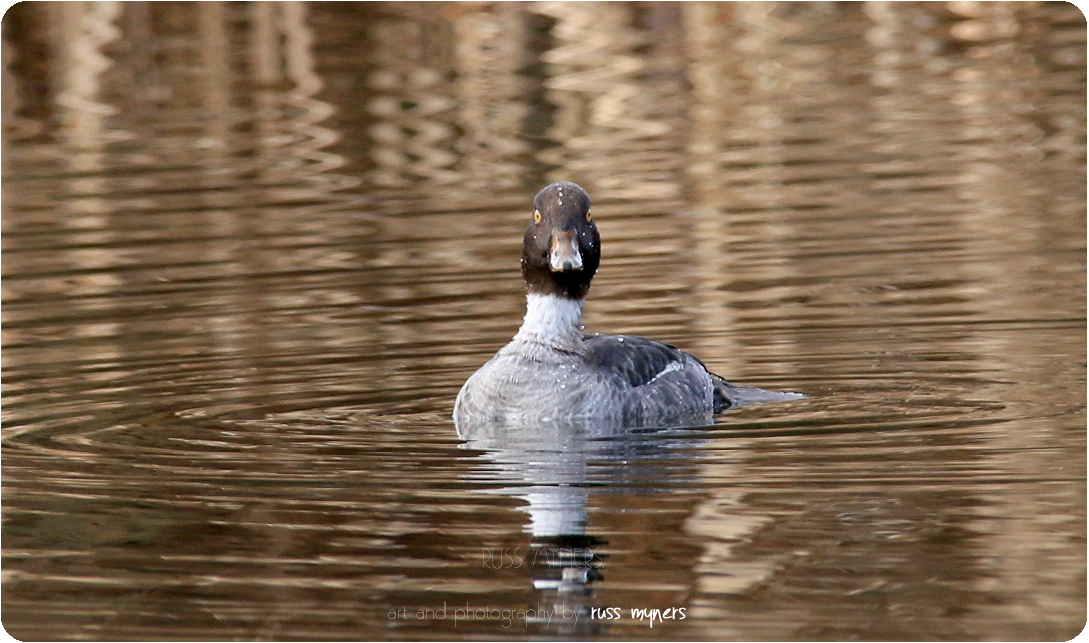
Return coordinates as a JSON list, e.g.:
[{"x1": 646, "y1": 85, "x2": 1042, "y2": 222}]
[{"x1": 712, "y1": 373, "x2": 805, "y2": 412}]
